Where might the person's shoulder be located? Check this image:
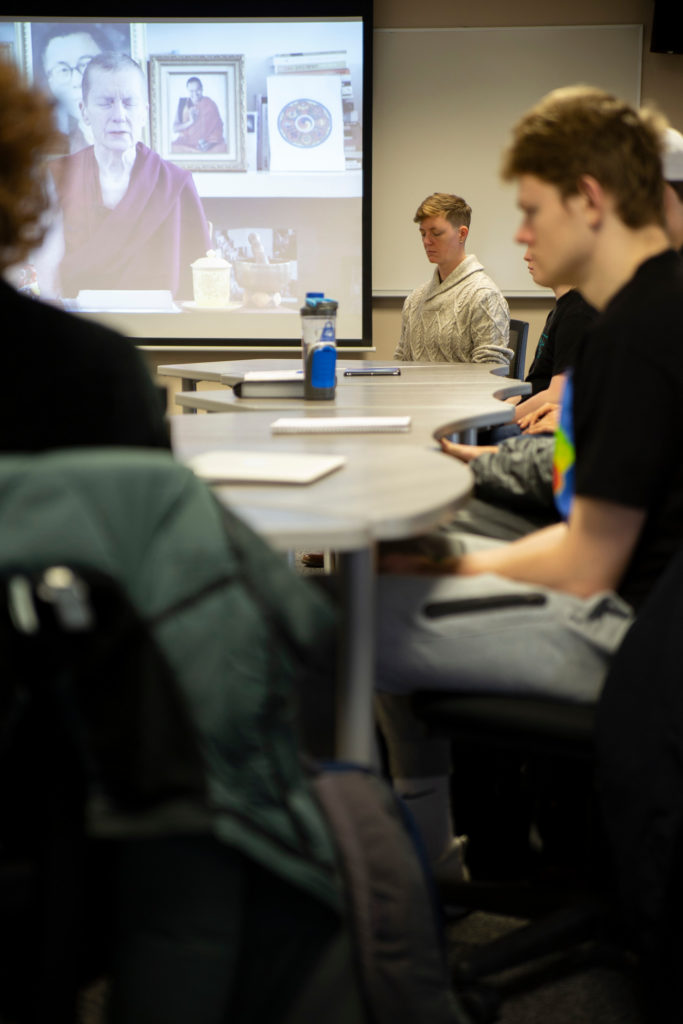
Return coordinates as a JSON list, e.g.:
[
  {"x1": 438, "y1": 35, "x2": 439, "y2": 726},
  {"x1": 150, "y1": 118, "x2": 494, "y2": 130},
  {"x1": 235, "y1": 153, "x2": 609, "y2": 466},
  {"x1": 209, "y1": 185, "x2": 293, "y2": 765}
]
[
  {"x1": 2, "y1": 282, "x2": 131, "y2": 352},
  {"x1": 607, "y1": 250, "x2": 683, "y2": 324},
  {"x1": 558, "y1": 289, "x2": 598, "y2": 321},
  {"x1": 50, "y1": 145, "x2": 94, "y2": 190},
  {"x1": 138, "y1": 142, "x2": 191, "y2": 179},
  {"x1": 458, "y1": 255, "x2": 504, "y2": 294}
]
